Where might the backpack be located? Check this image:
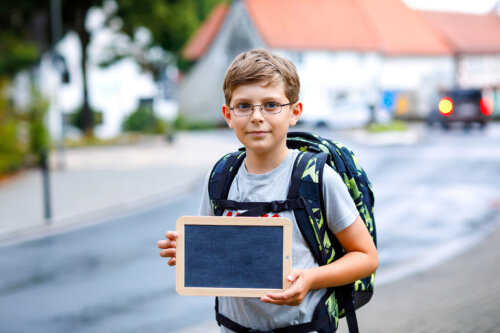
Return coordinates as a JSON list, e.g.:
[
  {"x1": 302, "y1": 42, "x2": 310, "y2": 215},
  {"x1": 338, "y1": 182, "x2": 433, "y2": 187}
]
[{"x1": 208, "y1": 131, "x2": 377, "y2": 333}]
